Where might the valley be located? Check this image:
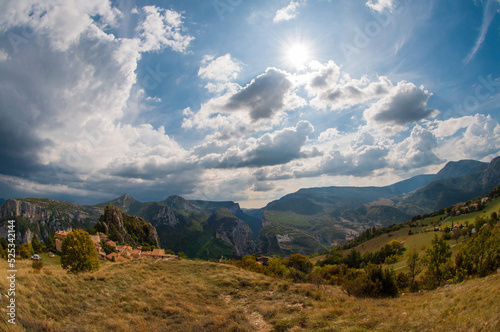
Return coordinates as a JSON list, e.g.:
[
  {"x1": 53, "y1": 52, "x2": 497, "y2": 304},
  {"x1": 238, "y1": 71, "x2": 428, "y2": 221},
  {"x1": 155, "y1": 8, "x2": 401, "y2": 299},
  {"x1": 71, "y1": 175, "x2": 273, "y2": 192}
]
[{"x1": 1, "y1": 157, "x2": 500, "y2": 258}]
